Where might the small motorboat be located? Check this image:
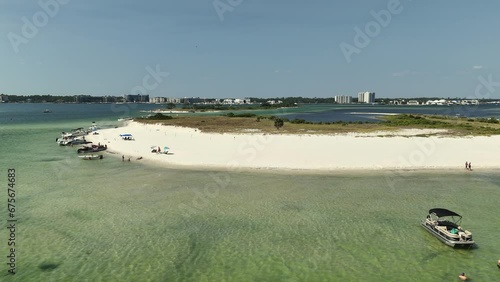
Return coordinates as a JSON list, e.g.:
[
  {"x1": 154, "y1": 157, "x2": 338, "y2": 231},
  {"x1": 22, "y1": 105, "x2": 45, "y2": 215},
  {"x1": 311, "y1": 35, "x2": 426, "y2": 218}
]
[
  {"x1": 78, "y1": 154, "x2": 103, "y2": 160},
  {"x1": 56, "y1": 128, "x2": 89, "y2": 143},
  {"x1": 77, "y1": 144, "x2": 107, "y2": 153},
  {"x1": 58, "y1": 137, "x2": 91, "y2": 146},
  {"x1": 43, "y1": 109, "x2": 52, "y2": 113},
  {"x1": 421, "y1": 208, "x2": 475, "y2": 248}
]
